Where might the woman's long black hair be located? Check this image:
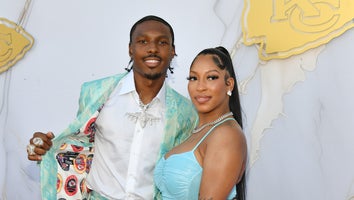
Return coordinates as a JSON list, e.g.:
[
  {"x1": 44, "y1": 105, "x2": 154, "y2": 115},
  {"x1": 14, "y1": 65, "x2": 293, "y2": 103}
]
[{"x1": 191, "y1": 46, "x2": 246, "y2": 200}]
